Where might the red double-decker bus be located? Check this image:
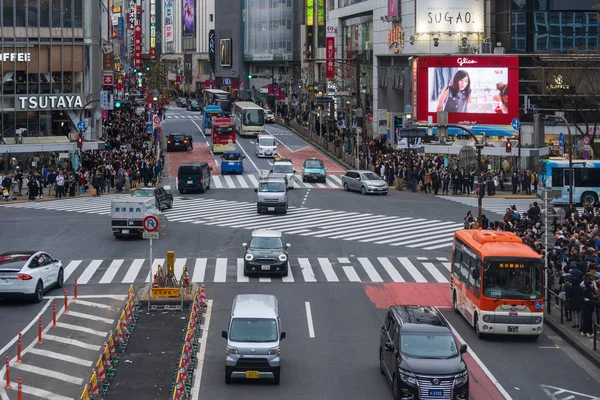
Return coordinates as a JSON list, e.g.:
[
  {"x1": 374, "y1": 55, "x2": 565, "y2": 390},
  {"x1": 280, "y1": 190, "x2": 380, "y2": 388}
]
[{"x1": 211, "y1": 117, "x2": 236, "y2": 153}]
